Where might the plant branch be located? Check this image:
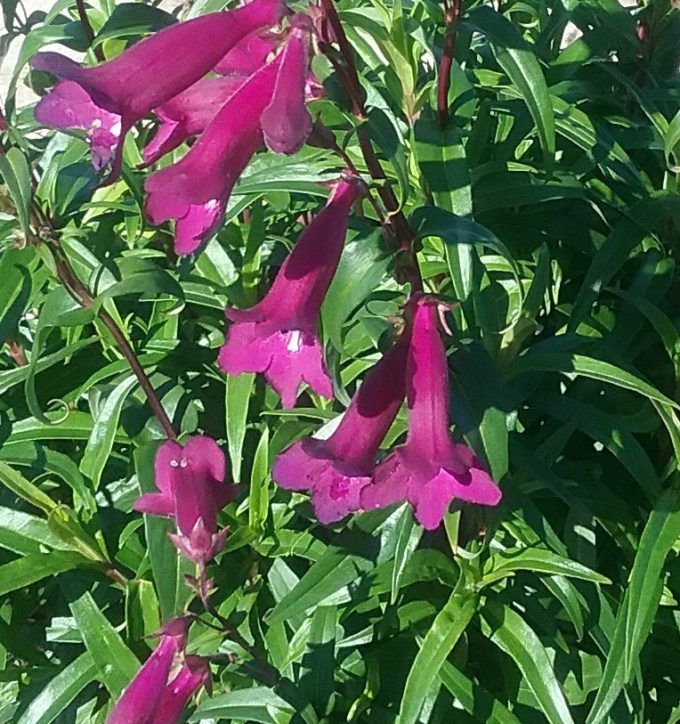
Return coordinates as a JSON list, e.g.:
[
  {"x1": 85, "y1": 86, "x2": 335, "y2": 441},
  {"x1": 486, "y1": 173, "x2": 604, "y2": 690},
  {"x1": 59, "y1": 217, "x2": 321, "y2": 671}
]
[
  {"x1": 75, "y1": 0, "x2": 105, "y2": 62},
  {"x1": 45, "y1": 237, "x2": 178, "y2": 441},
  {"x1": 437, "y1": 0, "x2": 462, "y2": 128},
  {"x1": 195, "y1": 566, "x2": 279, "y2": 686},
  {"x1": 317, "y1": 0, "x2": 423, "y2": 292}
]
